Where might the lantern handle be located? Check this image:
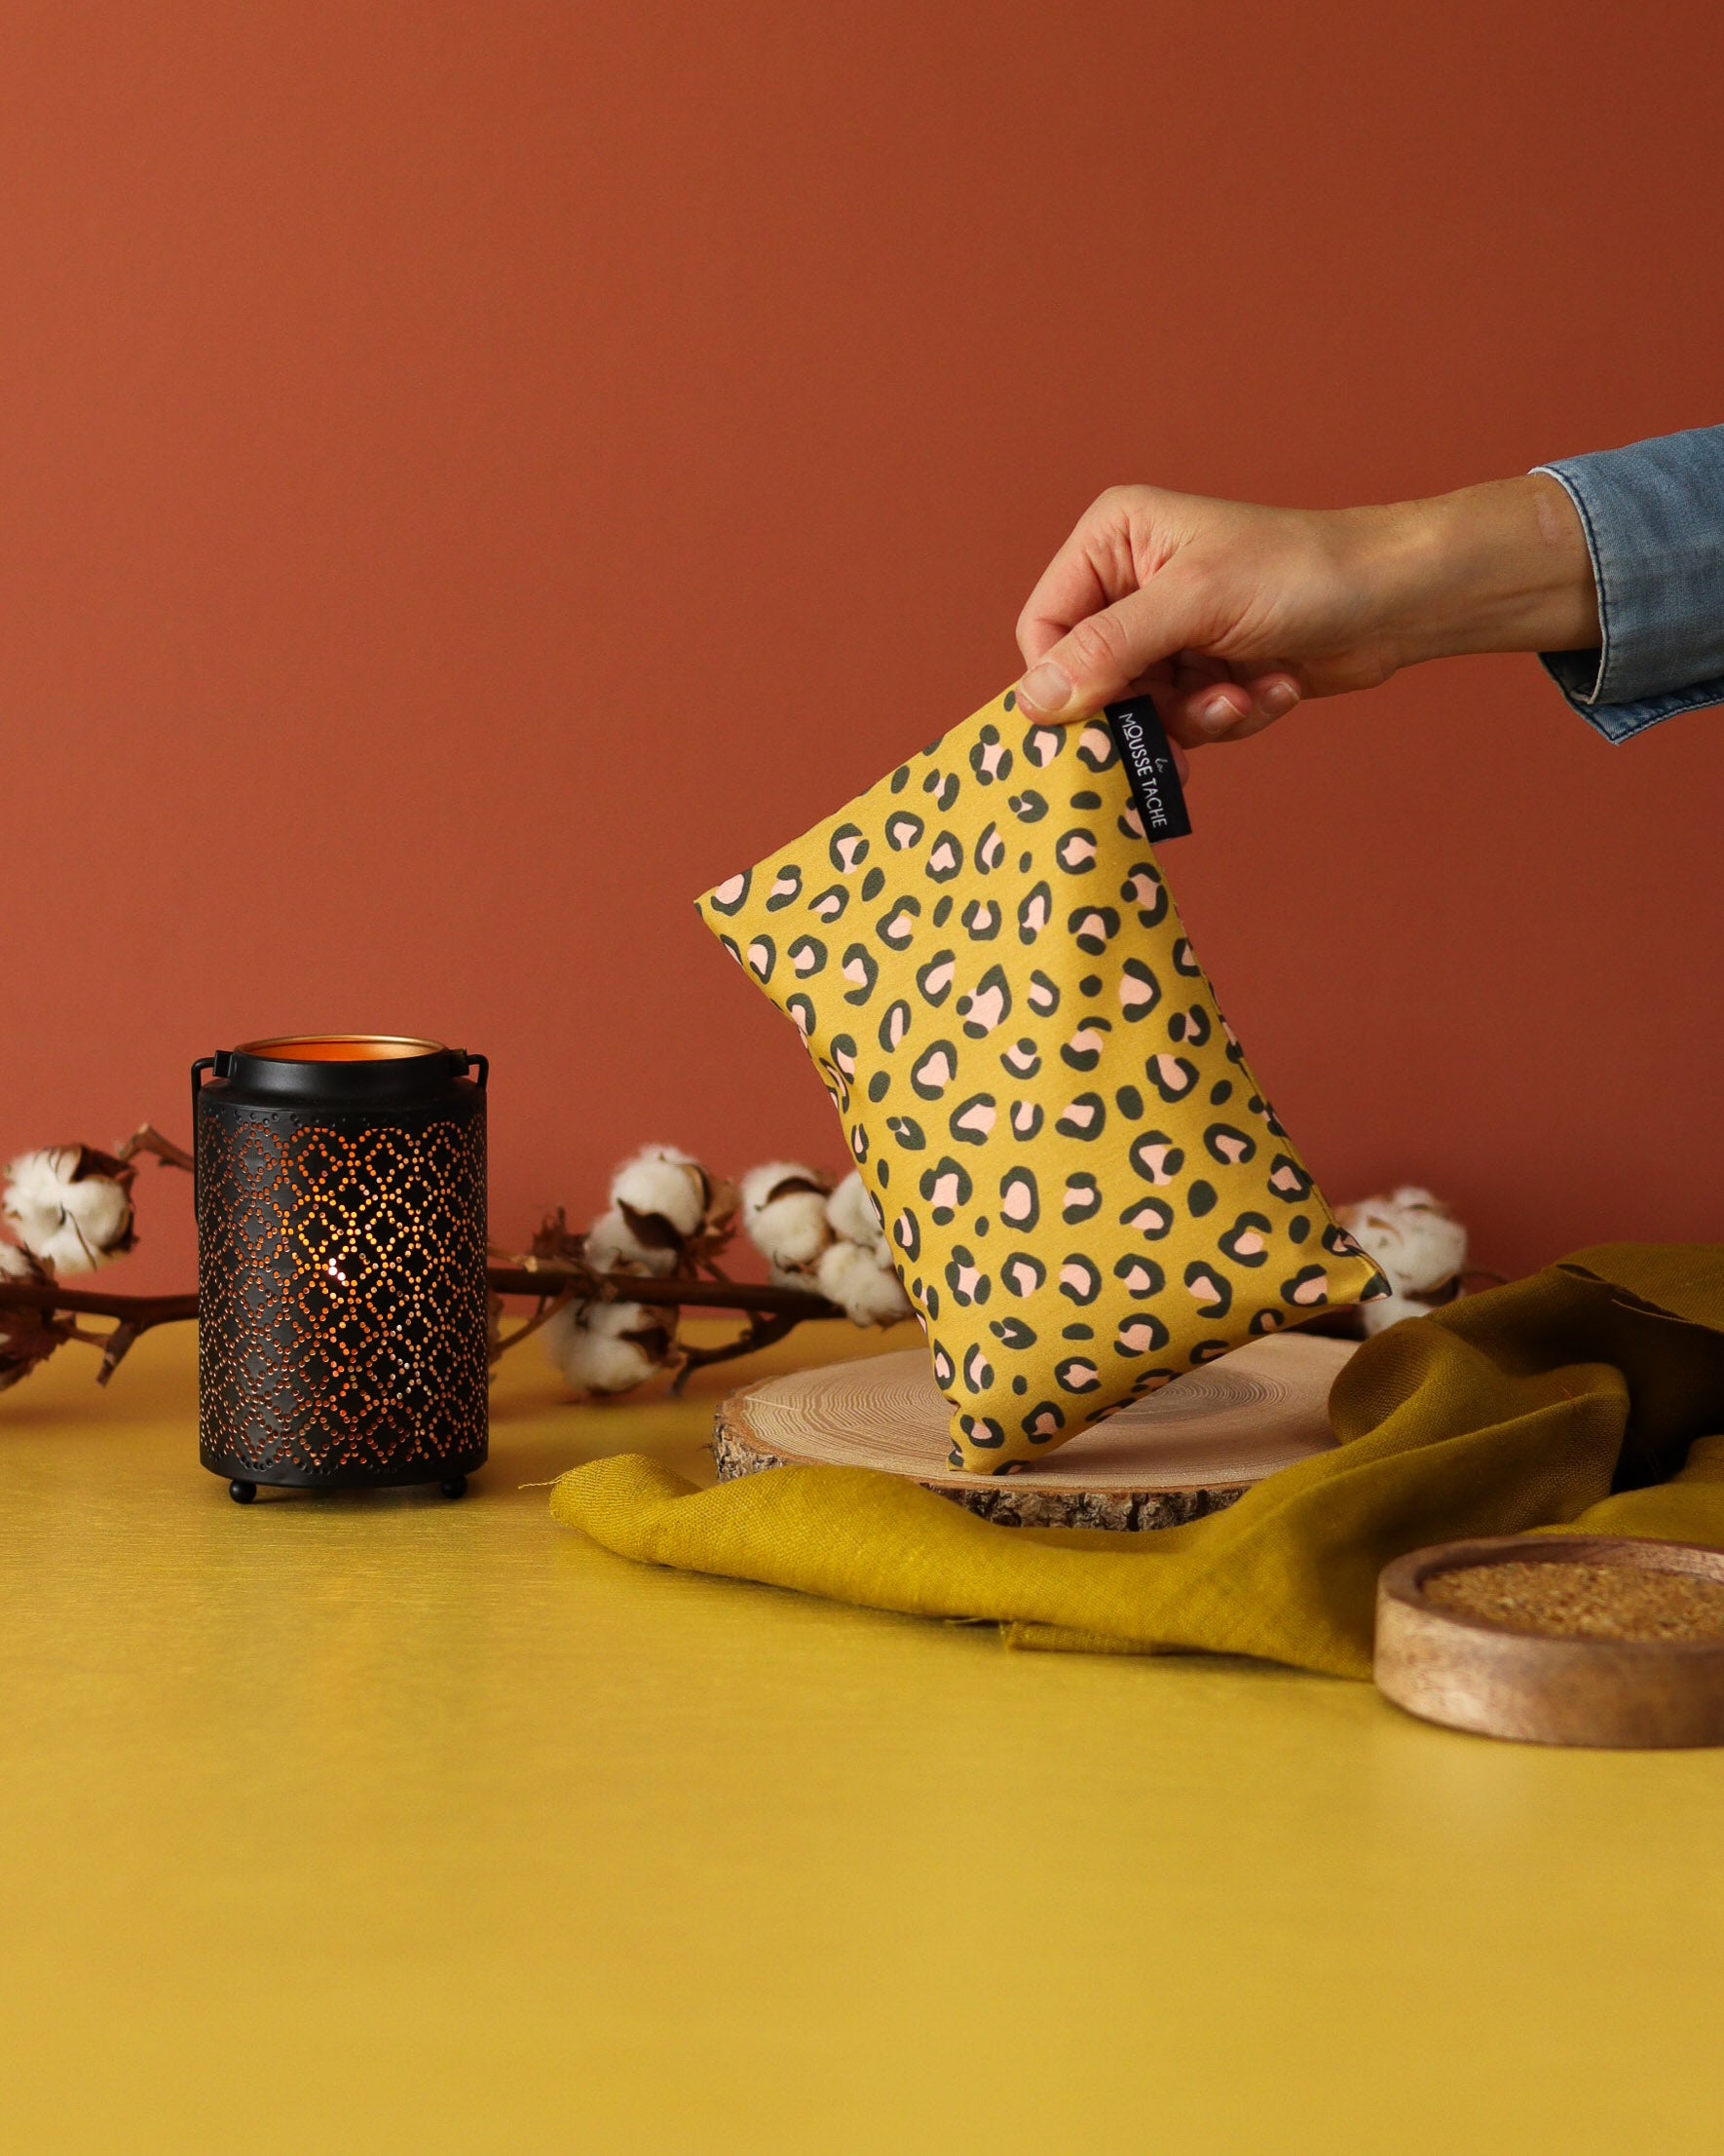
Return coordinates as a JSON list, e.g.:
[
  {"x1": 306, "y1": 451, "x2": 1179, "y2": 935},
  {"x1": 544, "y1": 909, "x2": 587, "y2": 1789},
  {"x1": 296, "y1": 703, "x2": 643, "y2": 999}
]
[{"x1": 458, "y1": 1052, "x2": 488, "y2": 1091}]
